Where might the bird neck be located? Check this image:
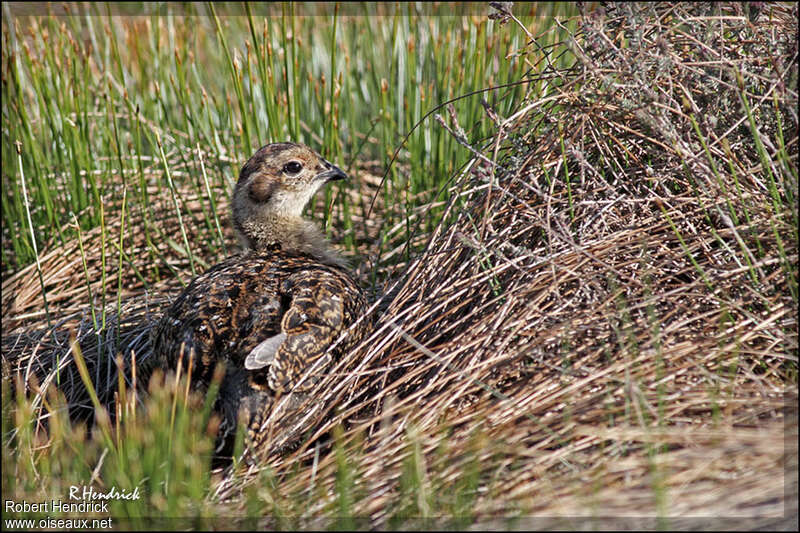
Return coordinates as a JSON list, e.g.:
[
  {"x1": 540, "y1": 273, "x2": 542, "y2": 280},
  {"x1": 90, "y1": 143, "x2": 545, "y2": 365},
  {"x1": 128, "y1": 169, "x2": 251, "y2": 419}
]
[{"x1": 236, "y1": 214, "x2": 346, "y2": 268}]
